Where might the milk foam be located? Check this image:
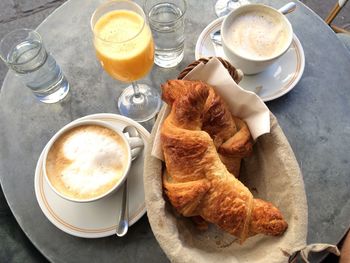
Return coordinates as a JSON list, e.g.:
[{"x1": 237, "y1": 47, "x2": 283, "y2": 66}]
[
  {"x1": 228, "y1": 10, "x2": 289, "y2": 59},
  {"x1": 61, "y1": 131, "x2": 125, "y2": 194},
  {"x1": 46, "y1": 125, "x2": 129, "y2": 200}
]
